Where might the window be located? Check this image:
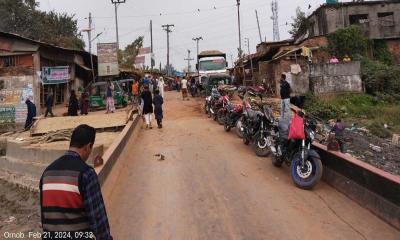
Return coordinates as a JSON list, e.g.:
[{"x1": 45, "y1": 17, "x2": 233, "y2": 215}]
[
  {"x1": 349, "y1": 14, "x2": 369, "y2": 25},
  {"x1": 378, "y1": 12, "x2": 394, "y2": 26},
  {"x1": 378, "y1": 12, "x2": 395, "y2": 37},
  {"x1": 0, "y1": 56, "x2": 20, "y2": 67}
]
